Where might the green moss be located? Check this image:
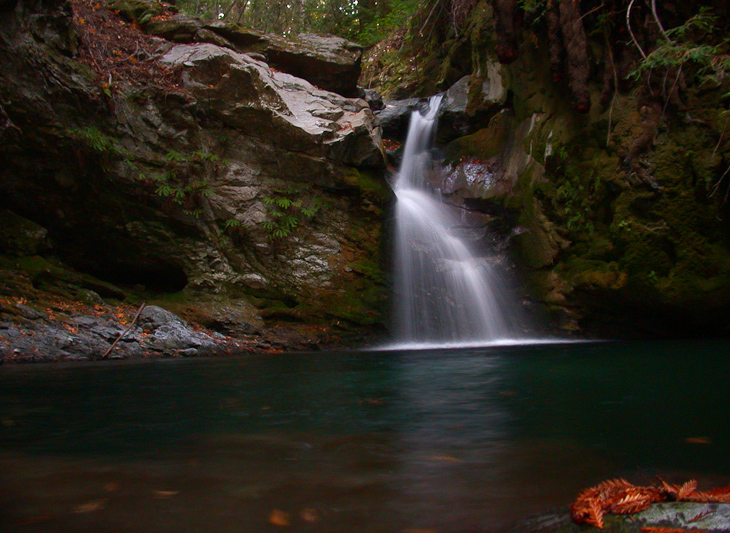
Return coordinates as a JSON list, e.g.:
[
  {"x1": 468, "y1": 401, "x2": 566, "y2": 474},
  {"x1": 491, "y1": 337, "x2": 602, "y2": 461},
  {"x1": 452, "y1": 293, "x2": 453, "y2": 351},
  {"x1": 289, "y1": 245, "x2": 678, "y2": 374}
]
[
  {"x1": 445, "y1": 112, "x2": 513, "y2": 161},
  {"x1": 339, "y1": 167, "x2": 391, "y2": 202},
  {"x1": 559, "y1": 258, "x2": 627, "y2": 290}
]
